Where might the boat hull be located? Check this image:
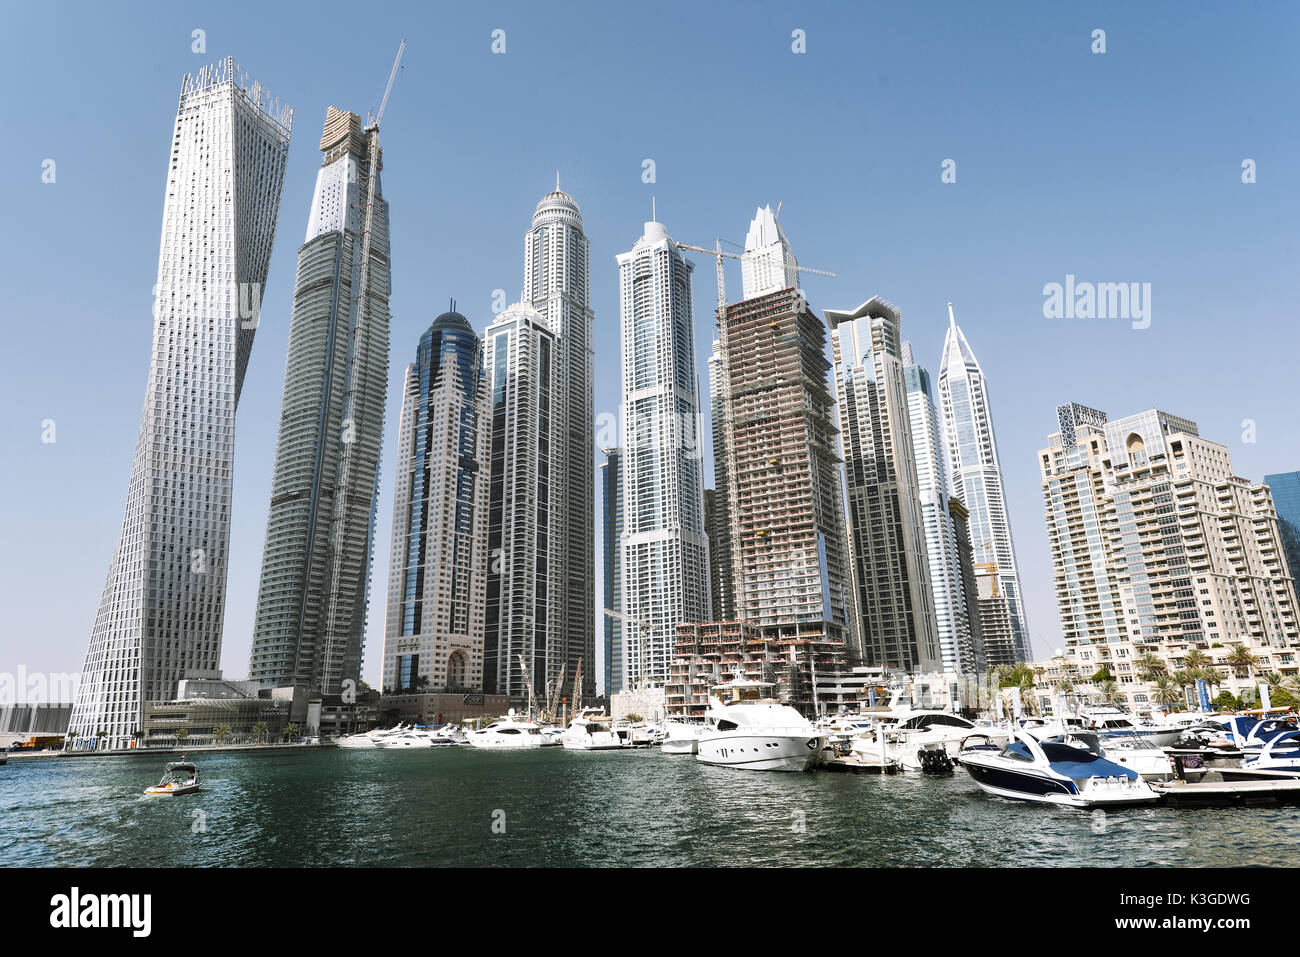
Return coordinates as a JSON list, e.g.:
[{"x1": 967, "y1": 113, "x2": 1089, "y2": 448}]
[
  {"x1": 696, "y1": 733, "x2": 825, "y2": 772},
  {"x1": 144, "y1": 784, "x2": 200, "y2": 797},
  {"x1": 961, "y1": 759, "x2": 1159, "y2": 807}
]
